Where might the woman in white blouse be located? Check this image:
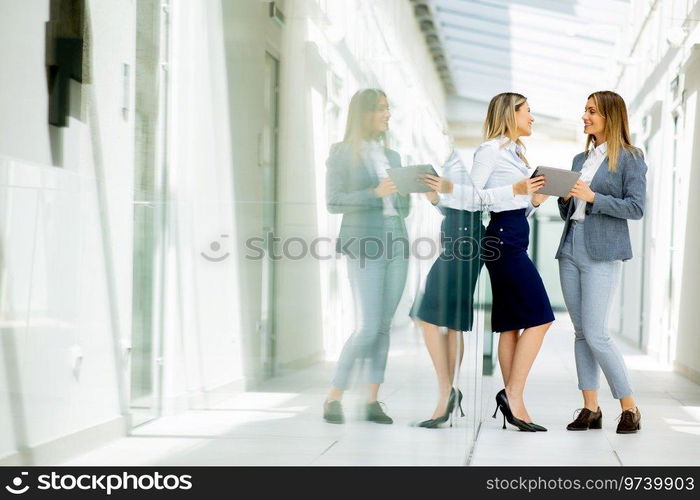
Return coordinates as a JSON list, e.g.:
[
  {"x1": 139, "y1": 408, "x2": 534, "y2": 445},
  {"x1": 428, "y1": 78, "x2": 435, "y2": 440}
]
[
  {"x1": 409, "y1": 143, "x2": 545, "y2": 428},
  {"x1": 427, "y1": 93, "x2": 554, "y2": 432}
]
